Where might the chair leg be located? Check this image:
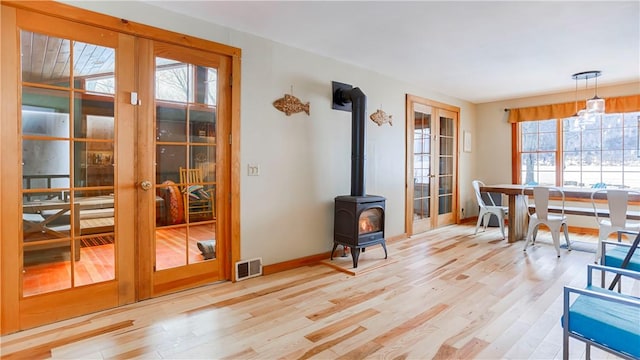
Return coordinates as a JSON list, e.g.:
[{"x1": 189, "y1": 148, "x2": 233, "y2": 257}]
[
  {"x1": 551, "y1": 230, "x2": 561, "y2": 258},
  {"x1": 523, "y1": 223, "x2": 536, "y2": 252},
  {"x1": 586, "y1": 343, "x2": 591, "y2": 360},
  {"x1": 532, "y1": 226, "x2": 539, "y2": 243},
  {"x1": 498, "y1": 213, "x2": 506, "y2": 240},
  {"x1": 563, "y1": 327, "x2": 569, "y2": 360},
  {"x1": 482, "y1": 213, "x2": 490, "y2": 231},
  {"x1": 594, "y1": 230, "x2": 613, "y2": 263},
  {"x1": 563, "y1": 223, "x2": 571, "y2": 251},
  {"x1": 474, "y1": 211, "x2": 484, "y2": 235}
]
